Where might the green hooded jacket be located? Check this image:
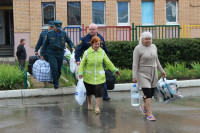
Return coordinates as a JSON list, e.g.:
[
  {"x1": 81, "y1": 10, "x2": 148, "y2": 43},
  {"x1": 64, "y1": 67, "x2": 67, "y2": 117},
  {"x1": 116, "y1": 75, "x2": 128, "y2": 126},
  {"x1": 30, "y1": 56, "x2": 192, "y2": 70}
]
[{"x1": 79, "y1": 47, "x2": 118, "y2": 85}]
